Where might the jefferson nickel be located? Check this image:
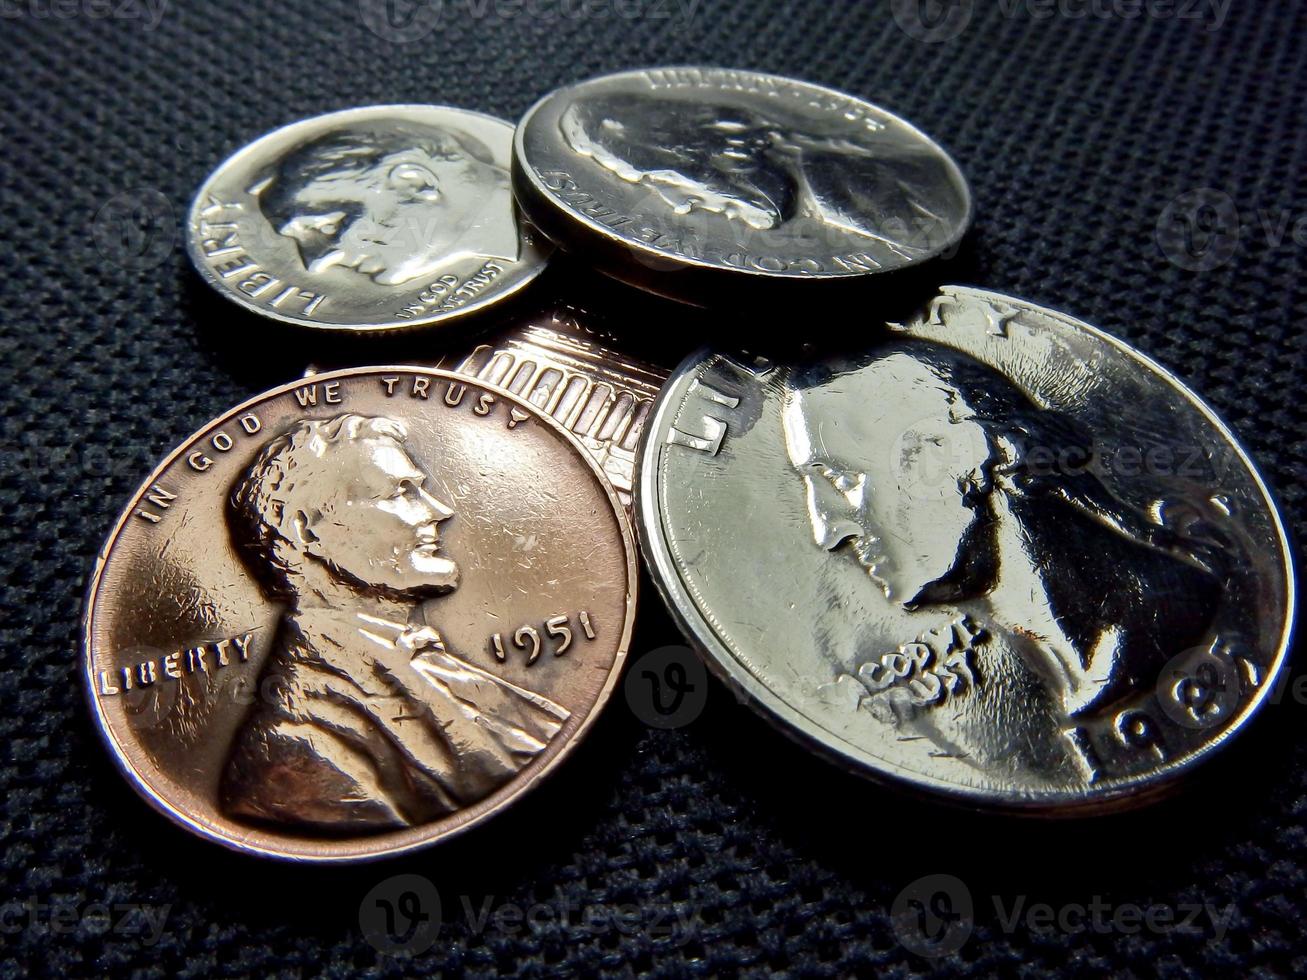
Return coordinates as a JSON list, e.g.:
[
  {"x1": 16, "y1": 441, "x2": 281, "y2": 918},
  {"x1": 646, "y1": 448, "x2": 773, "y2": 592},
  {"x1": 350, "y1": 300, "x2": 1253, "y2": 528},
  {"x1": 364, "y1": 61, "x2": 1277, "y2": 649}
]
[{"x1": 513, "y1": 67, "x2": 971, "y2": 303}]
